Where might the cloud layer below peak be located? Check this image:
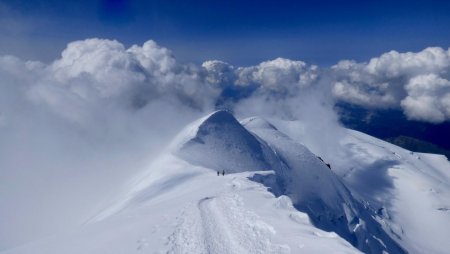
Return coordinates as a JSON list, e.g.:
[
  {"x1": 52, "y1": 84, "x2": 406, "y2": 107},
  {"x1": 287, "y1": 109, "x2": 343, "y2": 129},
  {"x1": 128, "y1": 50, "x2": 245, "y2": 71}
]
[
  {"x1": 332, "y1": 47, "x2": 450, "y2": 123},
  {"x1": 1, "y1": 38, "x2": 450, "y2": 124}
]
